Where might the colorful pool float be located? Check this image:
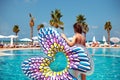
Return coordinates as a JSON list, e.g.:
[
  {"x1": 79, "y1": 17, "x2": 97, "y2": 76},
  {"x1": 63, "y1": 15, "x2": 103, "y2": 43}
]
[{"x1": 22, "y1": 27, "x2": 93, "y2": 80}]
